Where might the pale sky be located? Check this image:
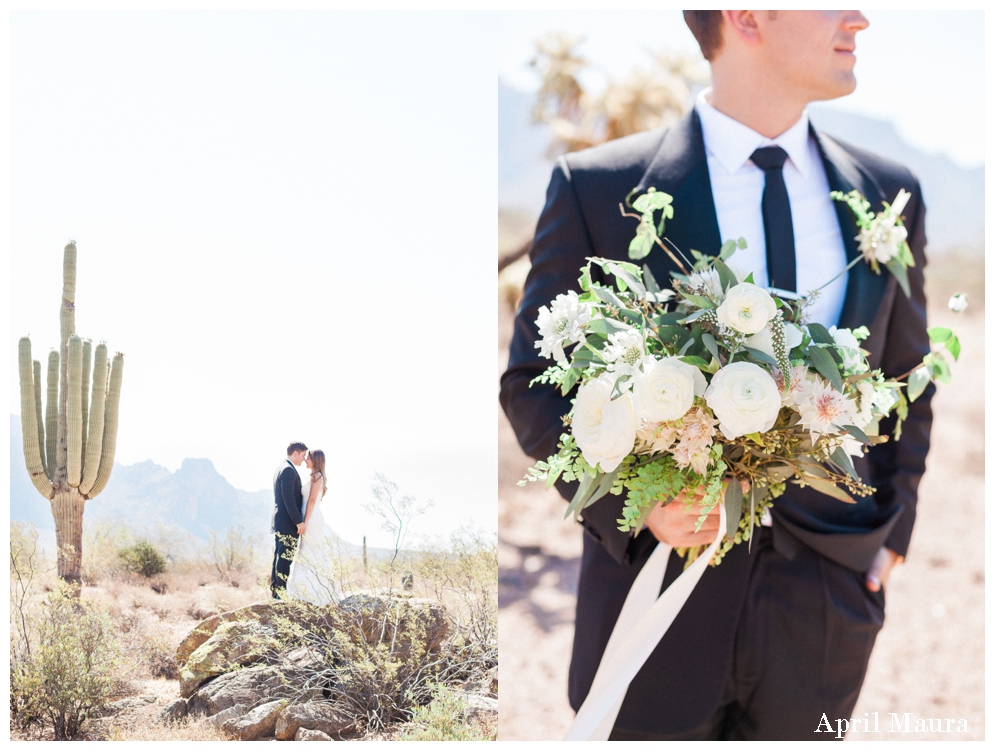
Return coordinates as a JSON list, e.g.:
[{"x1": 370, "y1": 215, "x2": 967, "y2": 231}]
[
  {"x1": 498, "y1": 9, "x2": 985, "y2": 169},
  {"x1": 9, "y1": 12, "x2": 497, "y2": 548}
]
